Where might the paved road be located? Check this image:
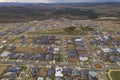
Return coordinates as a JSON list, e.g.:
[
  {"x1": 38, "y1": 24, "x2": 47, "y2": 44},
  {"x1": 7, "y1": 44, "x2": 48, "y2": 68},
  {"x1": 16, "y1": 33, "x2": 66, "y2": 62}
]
[
  {"x1": 61, "y1": 35, "x2": 67, "y2": 63},
  {"x1": 20, "y1": 66, "x2": 31, "y2": 80}
]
